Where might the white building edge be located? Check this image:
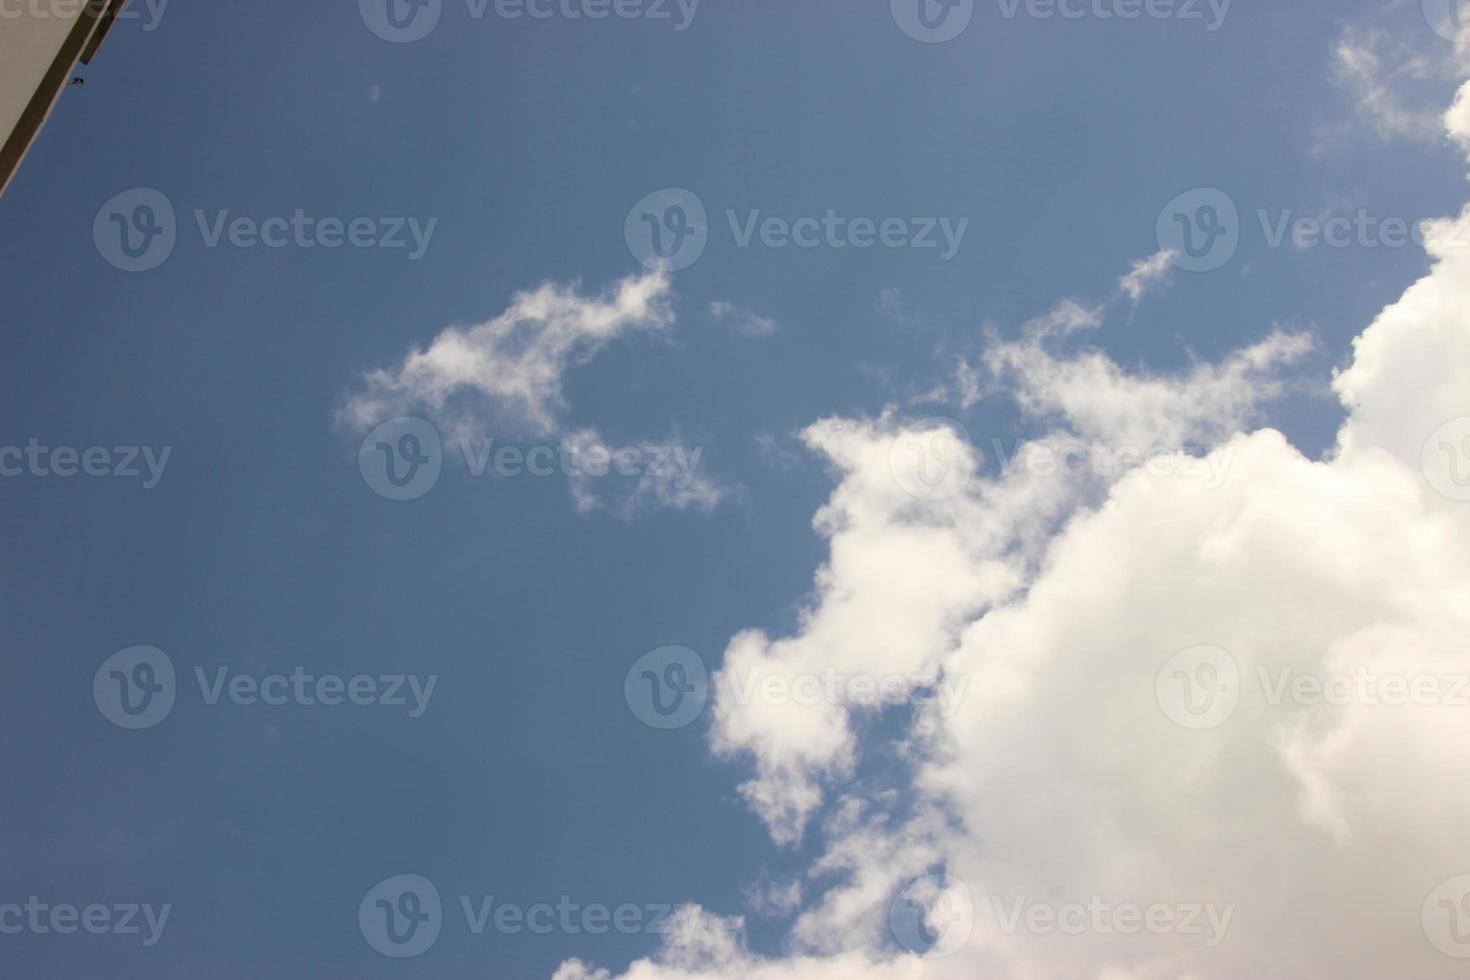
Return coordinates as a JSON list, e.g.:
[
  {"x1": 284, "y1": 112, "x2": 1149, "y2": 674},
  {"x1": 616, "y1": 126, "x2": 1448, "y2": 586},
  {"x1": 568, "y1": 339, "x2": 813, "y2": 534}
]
[{"x1": 0, "y1": 0, "x2": 128, "y2": 197}]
